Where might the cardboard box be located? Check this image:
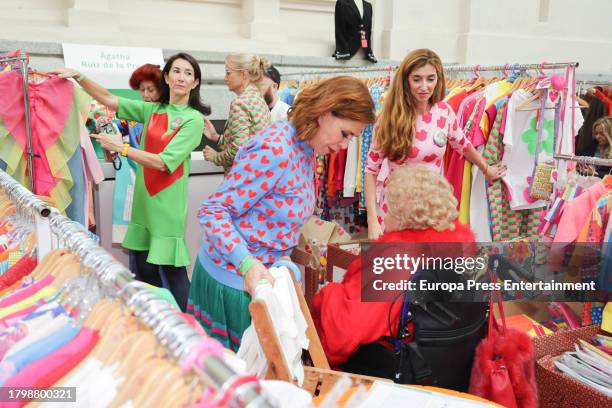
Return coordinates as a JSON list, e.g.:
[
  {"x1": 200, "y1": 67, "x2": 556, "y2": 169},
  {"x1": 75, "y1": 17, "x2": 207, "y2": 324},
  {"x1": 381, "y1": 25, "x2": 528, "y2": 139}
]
[
  {"x1": 326, "y1": 240, "x2": 367, "y2": 282},
  {"x1": 291, "y1": 217, "x2": 352, "y2": 307}
]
